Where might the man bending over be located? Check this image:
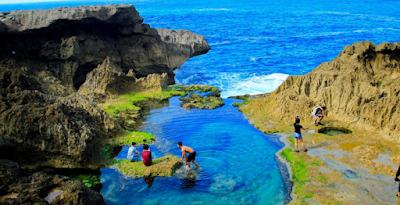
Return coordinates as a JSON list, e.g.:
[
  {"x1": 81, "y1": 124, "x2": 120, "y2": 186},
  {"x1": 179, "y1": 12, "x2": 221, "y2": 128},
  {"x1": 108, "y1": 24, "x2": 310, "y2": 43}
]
[
  {"x1": 177, "y1": 141, "x2": 201, "y2": 170},
  {"x1": 312, "y1": 106, "x2": 326, "y2": 126}
]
